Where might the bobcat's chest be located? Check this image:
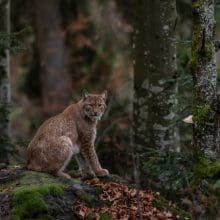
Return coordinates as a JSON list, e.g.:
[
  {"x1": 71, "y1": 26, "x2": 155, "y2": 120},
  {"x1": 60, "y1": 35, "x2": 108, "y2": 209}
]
[{"x1": 77, "y1": 124, "x2": 97, "y2": 145}]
